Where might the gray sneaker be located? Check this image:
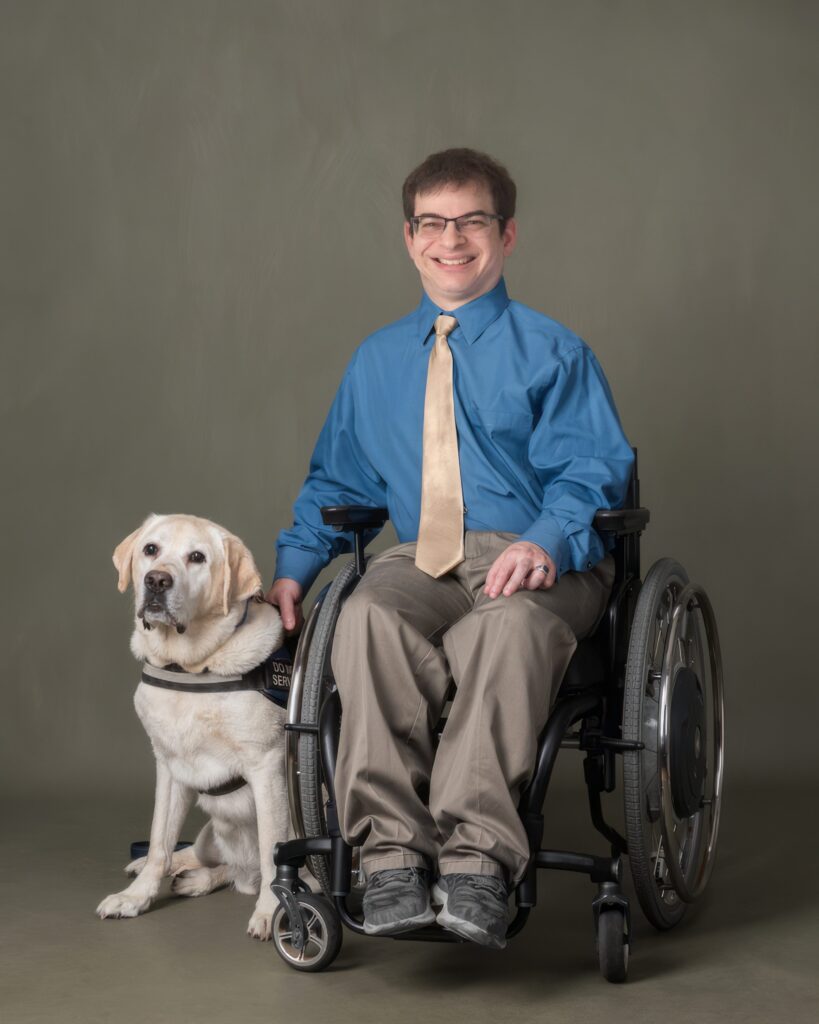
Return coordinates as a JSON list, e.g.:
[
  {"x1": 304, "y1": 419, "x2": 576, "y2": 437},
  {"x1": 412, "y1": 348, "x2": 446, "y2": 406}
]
[
  {"x1": 362, "y1": 867, "x2": 435, "y2": 935},
  {"x1": 432, "y1": 873, "x2": 510, "y2": 949}
]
